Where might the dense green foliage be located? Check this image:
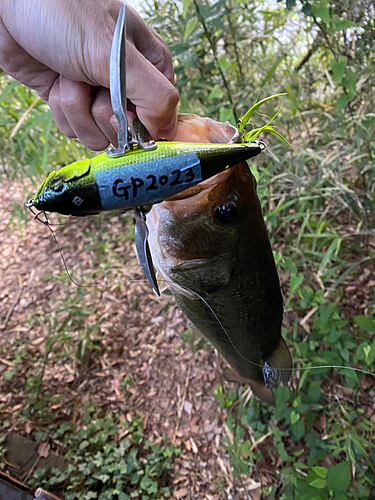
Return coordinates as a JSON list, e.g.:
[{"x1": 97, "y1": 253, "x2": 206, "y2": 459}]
[
  {"x1": 0, "y1": 0, "x2": 374, "y2": 498},
  {"x1": 0, "y1": 71, "x2": 88, "y2": 178},
  {"x1": 32, "y1": 409, "x2": 179, "y2": 500}
]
